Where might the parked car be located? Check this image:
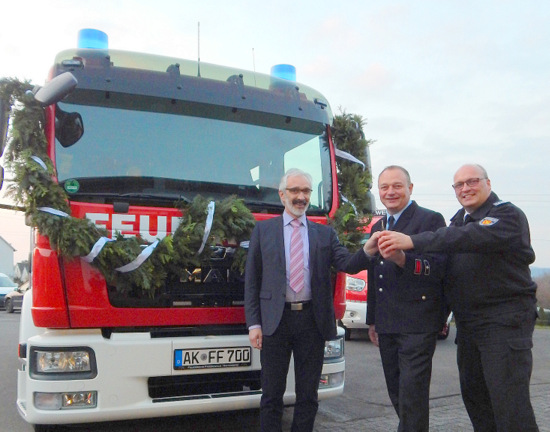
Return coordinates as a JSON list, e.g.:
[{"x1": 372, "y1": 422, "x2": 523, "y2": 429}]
[
  {"x1": 0, "y1": 273, "x2": 18, "y2": 310},
  {"x1": 4, "y1": 281, "x2": 30, "y2": 313}
]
